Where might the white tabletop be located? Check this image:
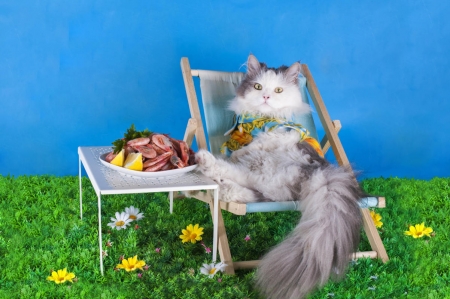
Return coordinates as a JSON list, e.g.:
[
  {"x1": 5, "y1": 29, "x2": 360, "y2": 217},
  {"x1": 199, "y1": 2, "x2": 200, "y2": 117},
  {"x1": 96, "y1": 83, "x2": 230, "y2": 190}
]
[{"x1": 78, "y1": 146, "x2": 218, "y2": 195}]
